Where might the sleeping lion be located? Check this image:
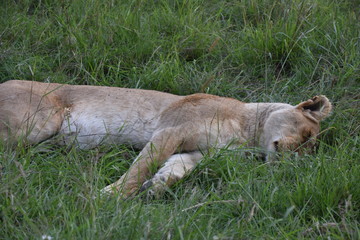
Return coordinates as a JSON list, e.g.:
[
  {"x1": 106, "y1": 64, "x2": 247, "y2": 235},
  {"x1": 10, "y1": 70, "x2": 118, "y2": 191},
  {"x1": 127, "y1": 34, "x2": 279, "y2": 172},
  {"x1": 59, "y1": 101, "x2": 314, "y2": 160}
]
[{"x1": 0, "y1": 80, "x2": 332, "y2": 198}]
